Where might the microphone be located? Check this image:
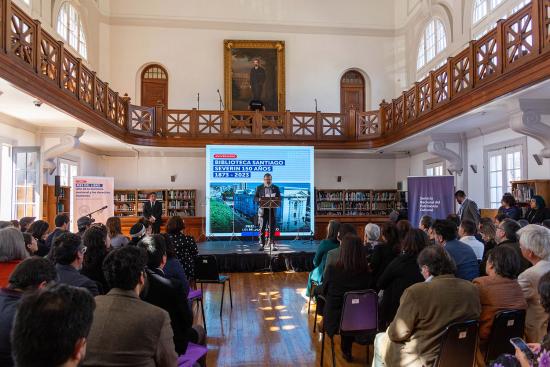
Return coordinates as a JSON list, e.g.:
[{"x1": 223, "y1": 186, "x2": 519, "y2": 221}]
[
  {"x1": 197, "y1": 93, "x2": 200, "y2": 110},
  {"x1": 217, "y1": 89, "x2": 224, "y2": 110}
]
